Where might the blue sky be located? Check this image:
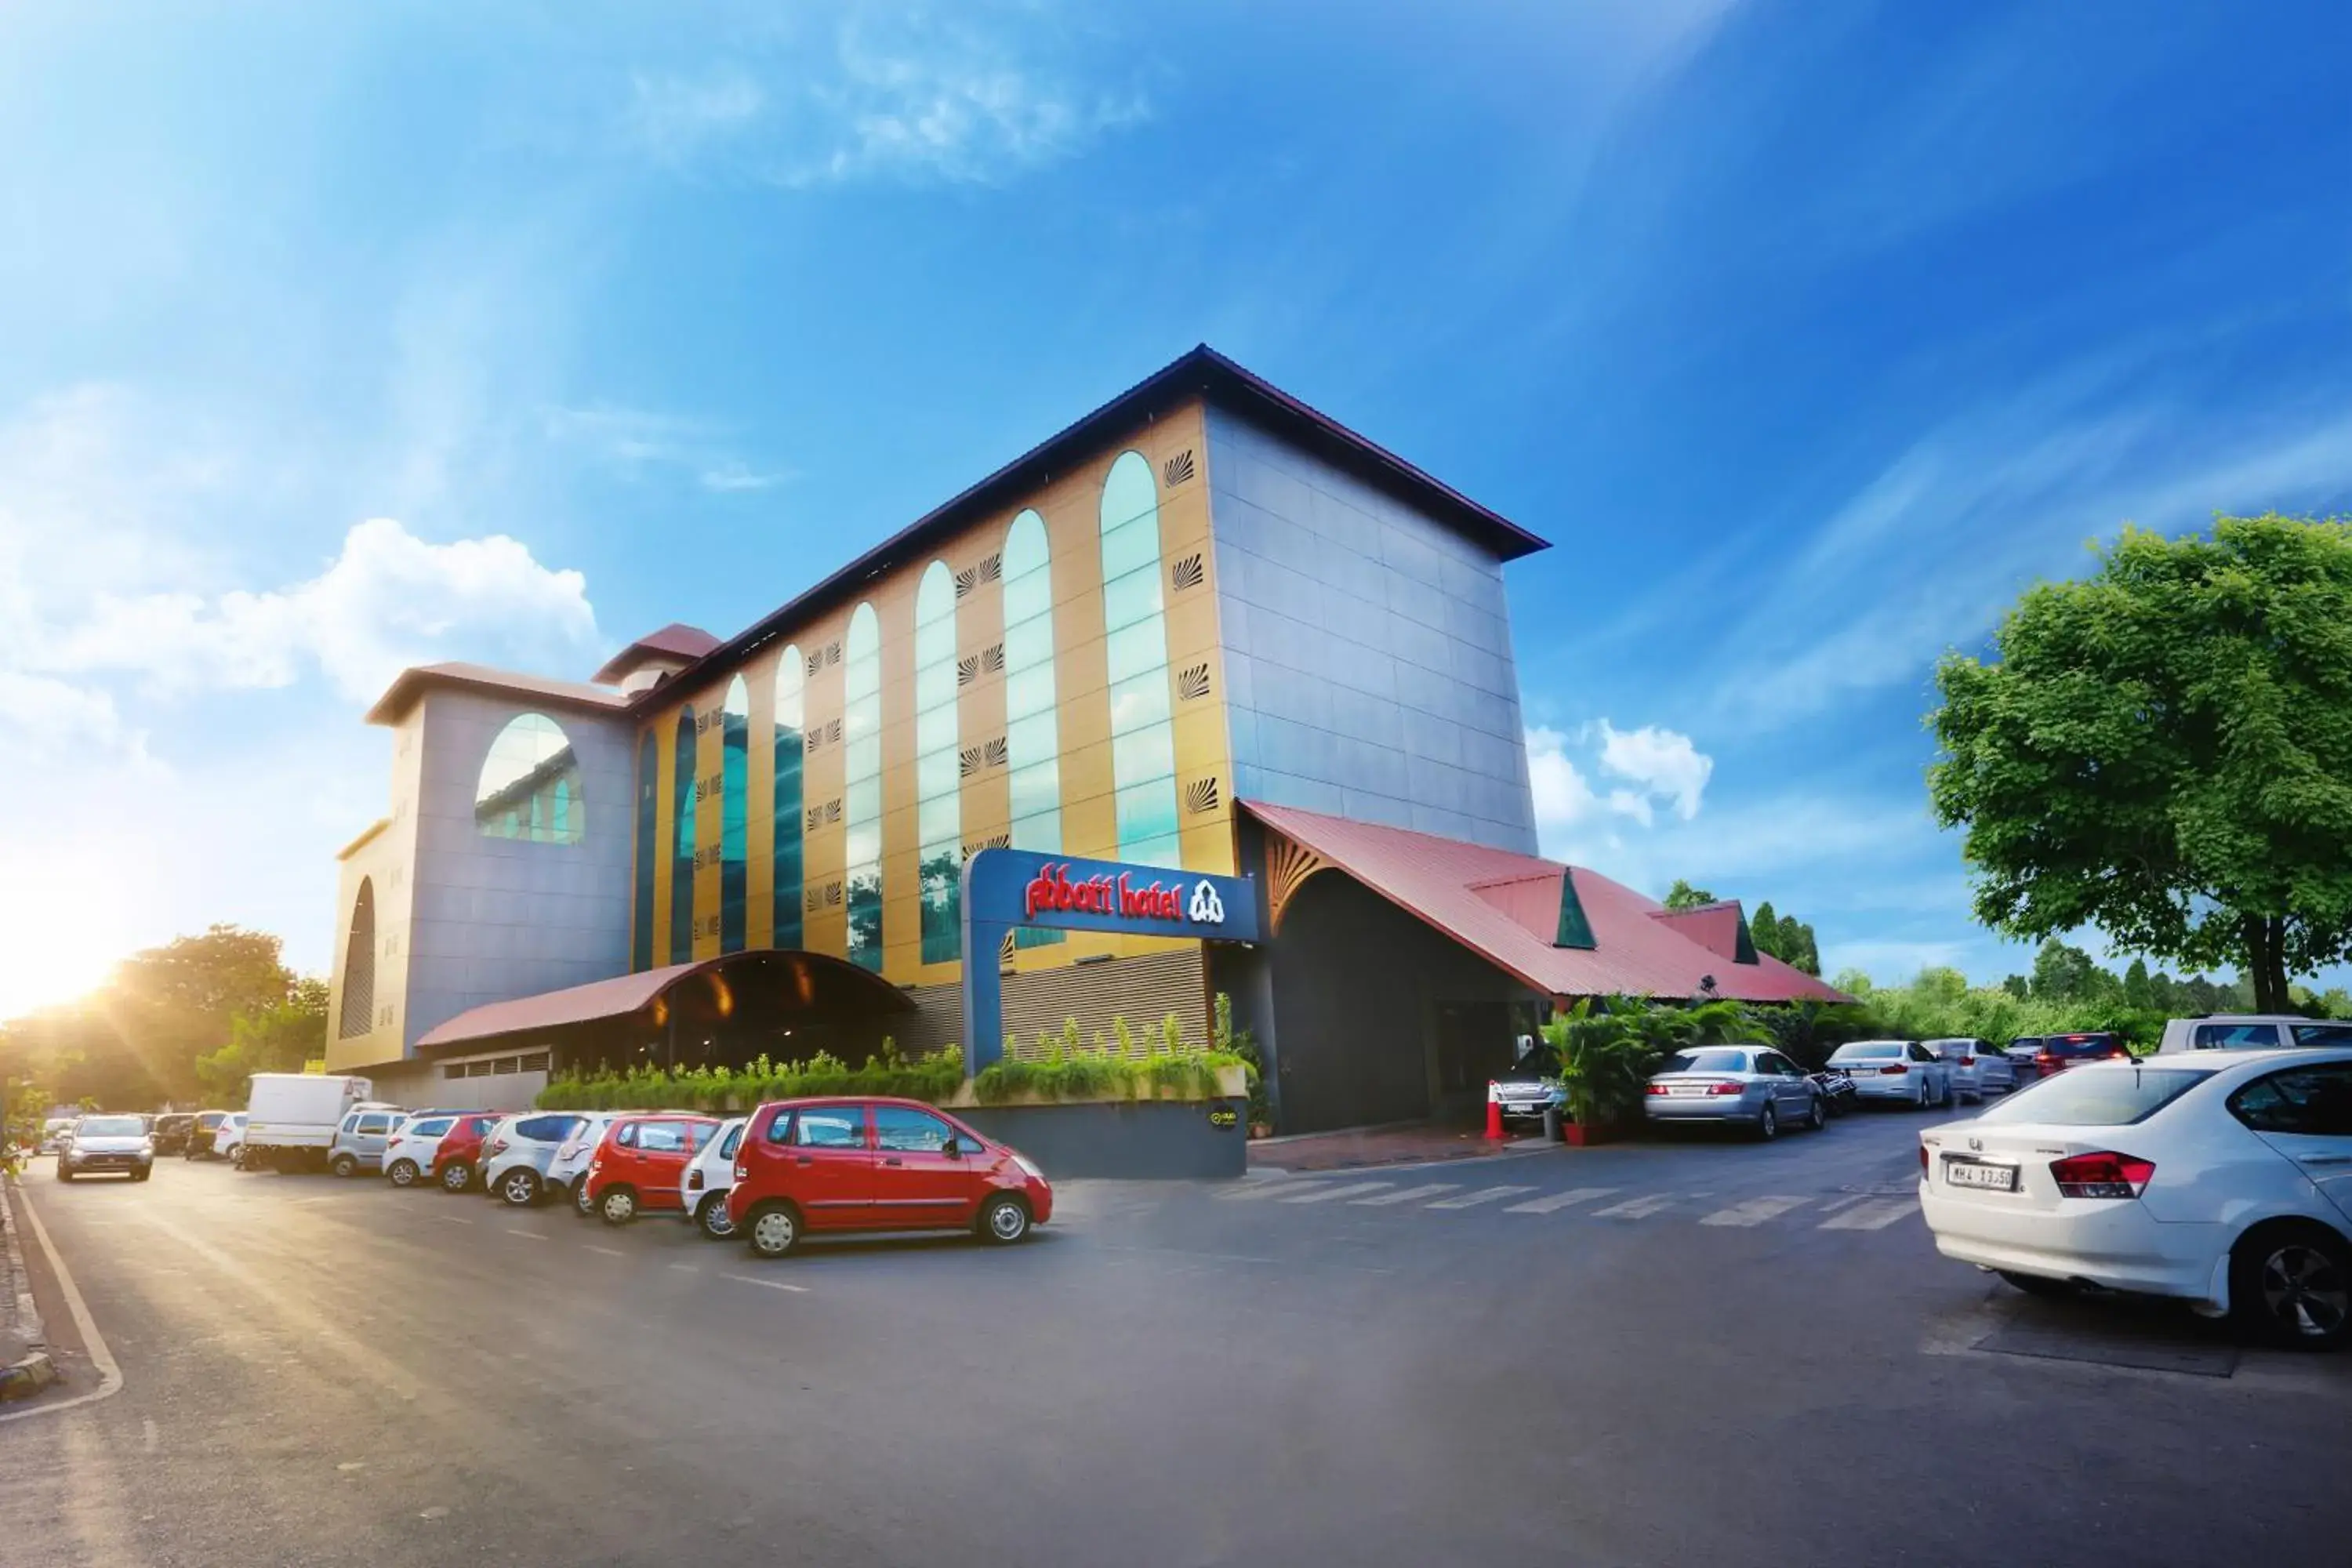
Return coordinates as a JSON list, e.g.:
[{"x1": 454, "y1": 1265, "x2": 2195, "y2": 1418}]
[{"x1": 4, "y1": 1, "x2": 2350, "y2": 1012}]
